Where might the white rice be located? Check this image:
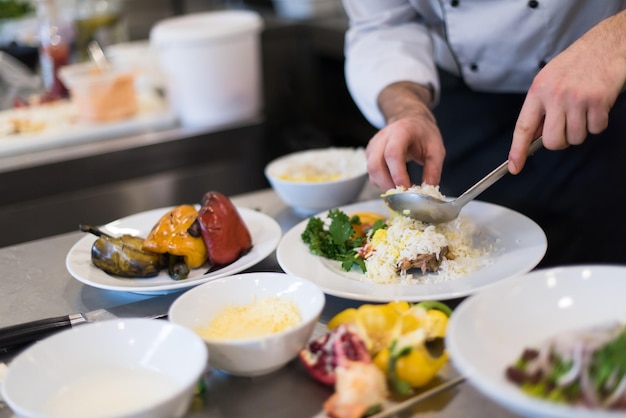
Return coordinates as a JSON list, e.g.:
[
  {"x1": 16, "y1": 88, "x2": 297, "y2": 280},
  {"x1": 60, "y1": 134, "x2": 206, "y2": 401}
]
[
  {"x1": 382, "y1": 184, "x2": 446, "y2": 200},
  {"x1": 363, "y1": 184, "x2": 493, "y2": 284},
  {"x1": 268, "y1": 147, "x2": 366, "y2": 183}
]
